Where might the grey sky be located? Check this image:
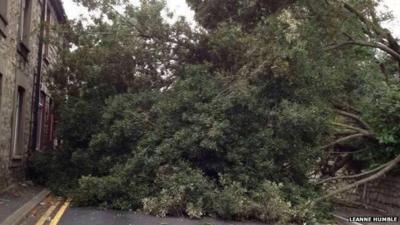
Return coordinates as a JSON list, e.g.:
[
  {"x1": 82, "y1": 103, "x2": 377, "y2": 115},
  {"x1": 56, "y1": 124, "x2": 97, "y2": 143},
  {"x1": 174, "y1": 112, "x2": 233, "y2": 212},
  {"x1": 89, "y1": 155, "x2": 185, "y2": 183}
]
[
  {"x1": 62, "y1": 0, "x2": 195, "y2": 24},
  {"x1": 378, "y1": 0, "x2": 400, "y2": 37},
  {"x1": 62, "y1": 0, "x2": 400, "y2": 37}
]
